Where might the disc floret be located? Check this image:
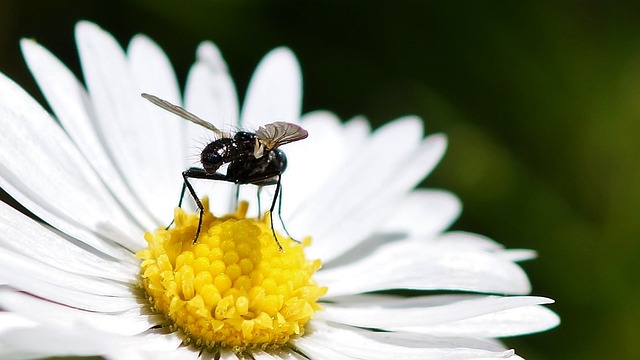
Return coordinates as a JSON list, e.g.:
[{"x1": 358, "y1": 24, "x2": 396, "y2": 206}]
[{"x1": 137, "y1": 200, "x2": 326, "y2": 350}]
